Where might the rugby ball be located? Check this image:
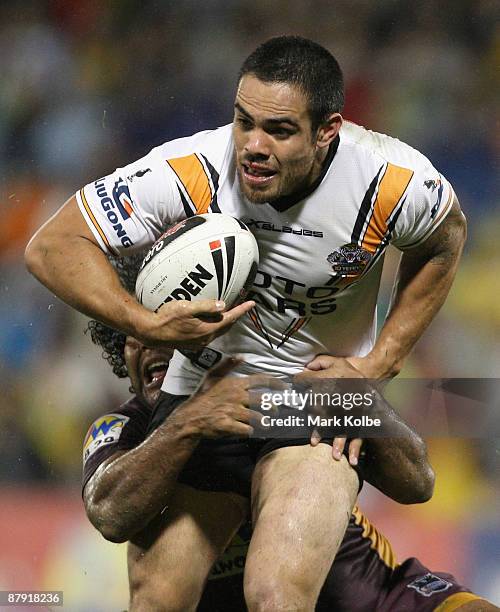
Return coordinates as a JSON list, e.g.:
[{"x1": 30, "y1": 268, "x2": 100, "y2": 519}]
[{"x1": 135, "y1": 214, "x2": 259, "y2": 312}]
